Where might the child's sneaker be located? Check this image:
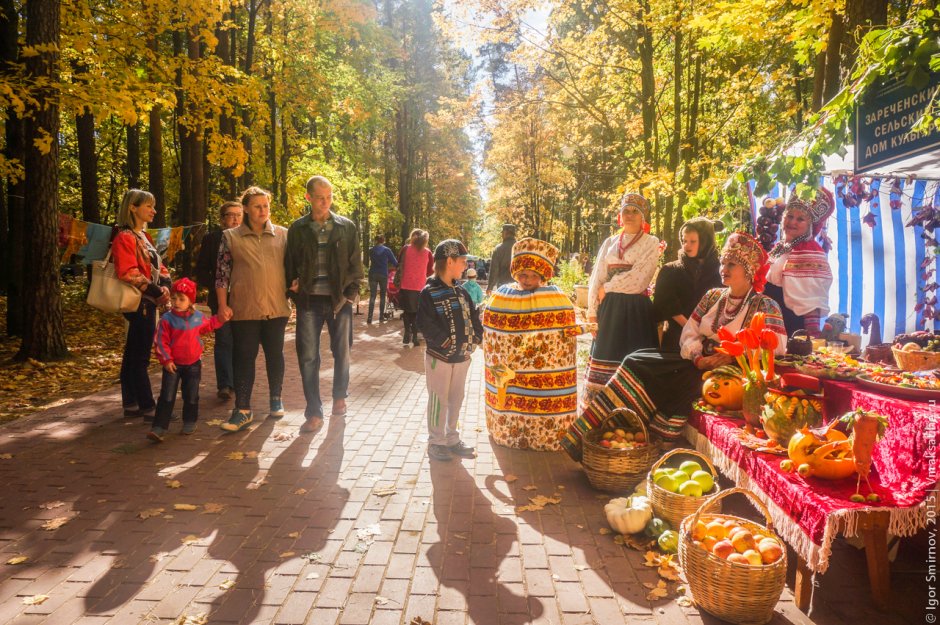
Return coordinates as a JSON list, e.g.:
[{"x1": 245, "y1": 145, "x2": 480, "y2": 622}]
[
  {"x1": 428, "y1": 444, "x2": 453, "y2": 462},
  {"x1": 448, "y1": 441, "x2": 476, "y2": 458},
  {"x1": 181, "y1": 422, "x2": 197, "y2": 435},
  {"x1": 269, "y1": 398, "x2": 285, "y2": 419},
  {"x1": 220, "y1": 410, "x2": 253, "y2": 432},
  {"x1": 147, "y1": 427, "x2": 166, "y2": 443}
]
